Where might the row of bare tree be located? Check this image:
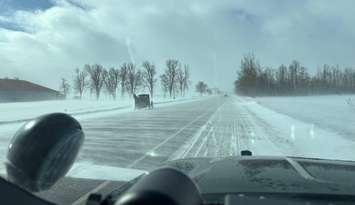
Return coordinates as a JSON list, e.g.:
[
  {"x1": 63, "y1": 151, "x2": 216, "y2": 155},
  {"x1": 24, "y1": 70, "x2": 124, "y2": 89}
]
[
  {"x1": 160, "y1": 59, "x2": 190, "y2": 98},
  {"x1": 235, "y1": 54, "x2": 355, "y2": 96},
  {"x1": 195, "y1": 81, "x2": 211, "y2": 95},
  {"x1": 60, "y1": 59, "x2": 191, "y2": 100}
]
